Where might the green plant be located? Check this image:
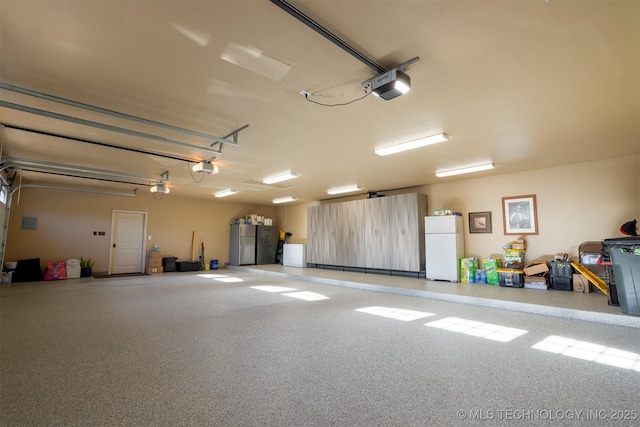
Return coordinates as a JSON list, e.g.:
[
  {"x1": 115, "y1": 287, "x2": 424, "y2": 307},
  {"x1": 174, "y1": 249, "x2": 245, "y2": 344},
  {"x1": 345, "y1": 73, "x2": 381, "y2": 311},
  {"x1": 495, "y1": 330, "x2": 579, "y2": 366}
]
[{"x1": 80, "y1": 257, "x2": 95, "y2": 269}]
